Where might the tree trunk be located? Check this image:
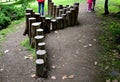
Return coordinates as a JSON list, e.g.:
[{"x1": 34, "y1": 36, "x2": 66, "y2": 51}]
[{"x1": 104, "y1": 0, "x2": 109, "y2": 15}]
